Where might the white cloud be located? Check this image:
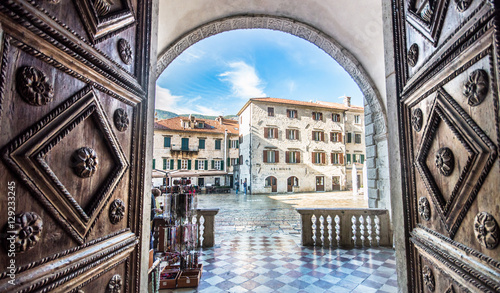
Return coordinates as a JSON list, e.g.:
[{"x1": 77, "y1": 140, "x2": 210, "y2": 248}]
[
  {"x1": 219, "y1": 61, "x2": 266, "y2": 99},
  {"x1": 287, "y1": 80, "x2": 296, "y2": 93},
  {"x1": 155, "y1": 85, "x2": 222, "y2": 115}
]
